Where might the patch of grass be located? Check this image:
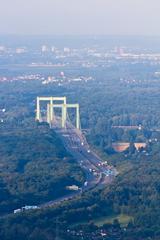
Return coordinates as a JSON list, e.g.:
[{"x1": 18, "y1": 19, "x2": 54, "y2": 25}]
[
  {"x1": 93, "y1": 214, "x2": 133, "y2": 227},
  {"x1": 116, "y1": 161, "x2": 133, "y2": 174},
  {"x1": 72, "y1": 214, "x2": 133, "y2": 228}
]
